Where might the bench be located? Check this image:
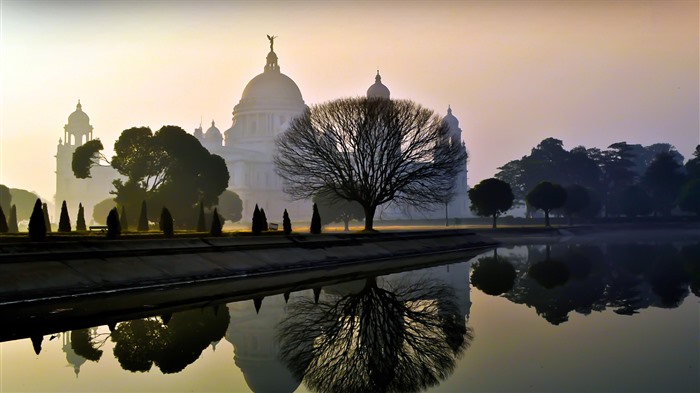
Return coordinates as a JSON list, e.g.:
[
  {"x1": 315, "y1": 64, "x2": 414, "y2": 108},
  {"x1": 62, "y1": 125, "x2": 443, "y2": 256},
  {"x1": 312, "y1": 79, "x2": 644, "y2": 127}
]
[
  {"x1": 268, "y1": 223, "x2": 279, "y2": 231},
  {"x1": 88, "y1": 225, "x2": 109, "y2": 232}
]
